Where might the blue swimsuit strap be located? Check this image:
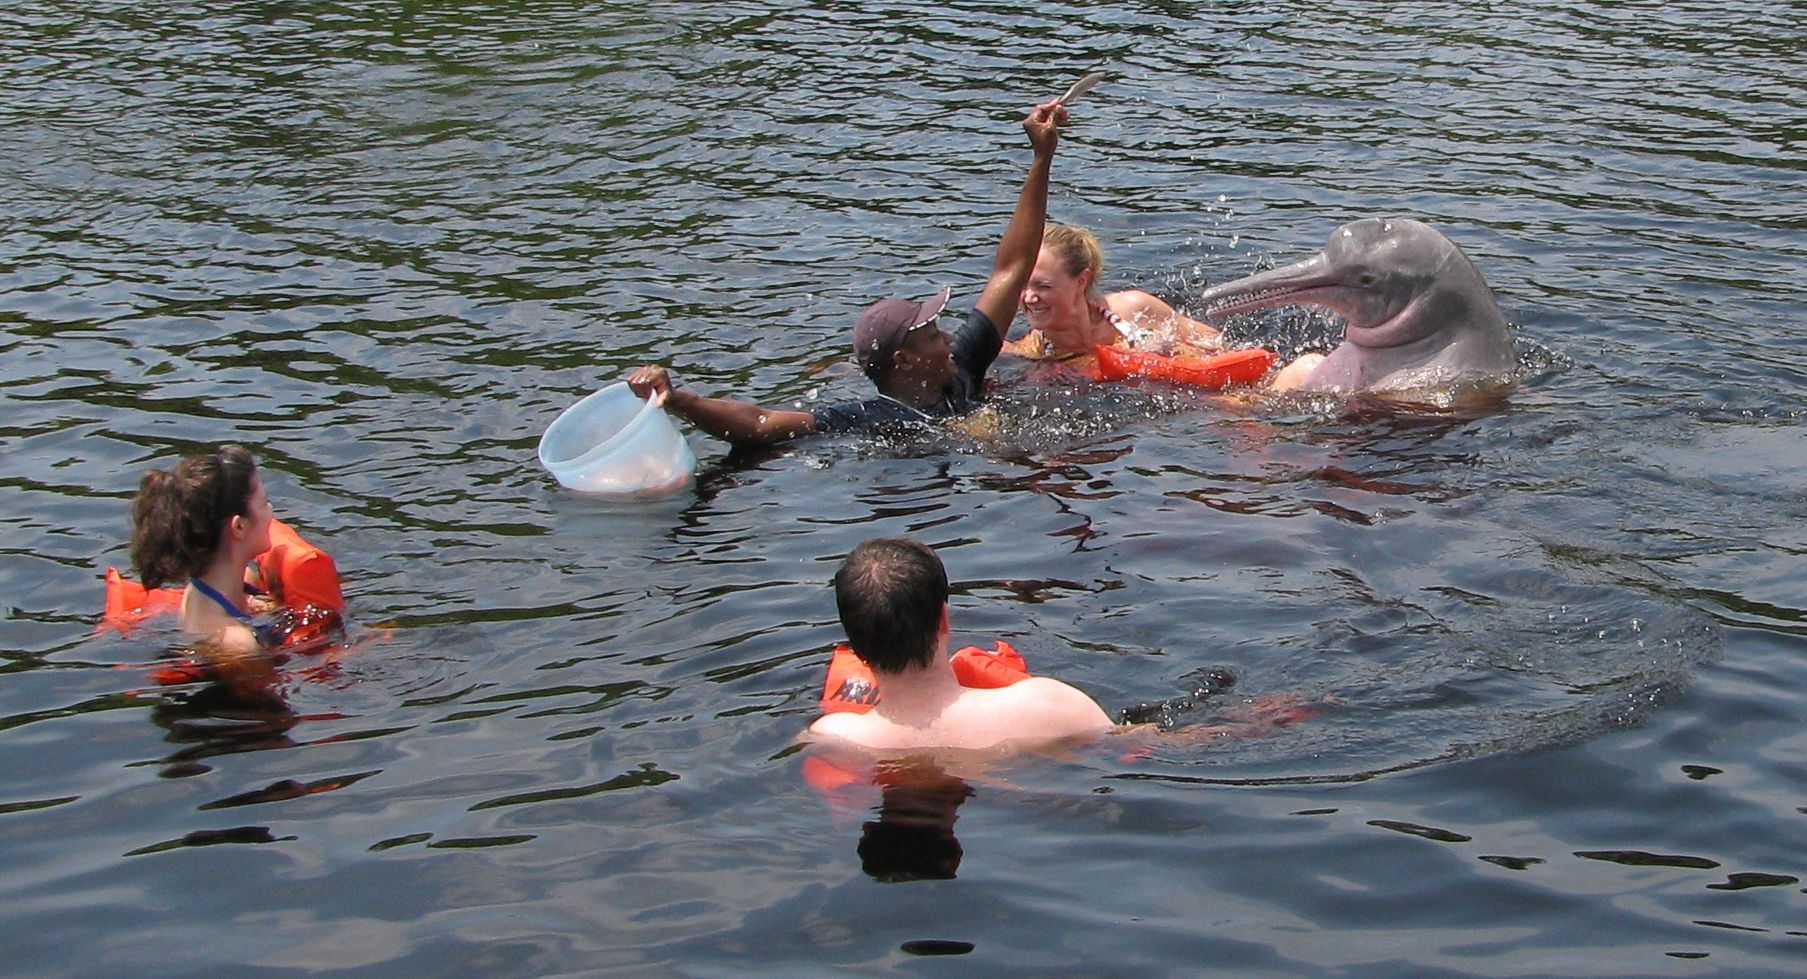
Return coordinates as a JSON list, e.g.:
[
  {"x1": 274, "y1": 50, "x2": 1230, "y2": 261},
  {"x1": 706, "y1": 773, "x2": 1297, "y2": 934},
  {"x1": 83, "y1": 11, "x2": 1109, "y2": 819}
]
[{"x1": 189, "y1": 576, "x2": 260, "y2": 627}]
